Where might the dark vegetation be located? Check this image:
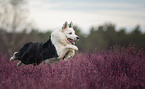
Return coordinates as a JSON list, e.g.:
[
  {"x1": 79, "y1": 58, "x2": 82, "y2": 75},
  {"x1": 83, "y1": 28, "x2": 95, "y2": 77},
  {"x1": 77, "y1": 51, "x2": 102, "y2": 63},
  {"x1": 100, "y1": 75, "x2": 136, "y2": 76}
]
[
  {"x1": 75, "y1": 24, "x2": 145, "y2": 51},
  {"x1": 1, "y1": 24, "x2": 145, "y2": 56},
  {"x1": 0, "y1": 46, "x2": 145, "y2": 89}
]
